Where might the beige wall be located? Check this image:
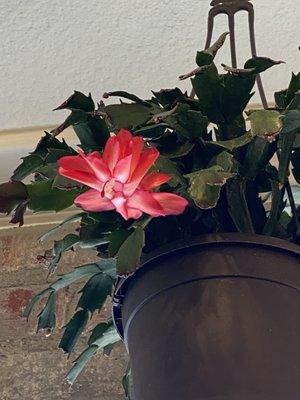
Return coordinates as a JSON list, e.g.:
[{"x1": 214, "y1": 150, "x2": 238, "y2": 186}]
[{"x1": 0, "y1": 0, "x2": 299, "y2": 130}]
